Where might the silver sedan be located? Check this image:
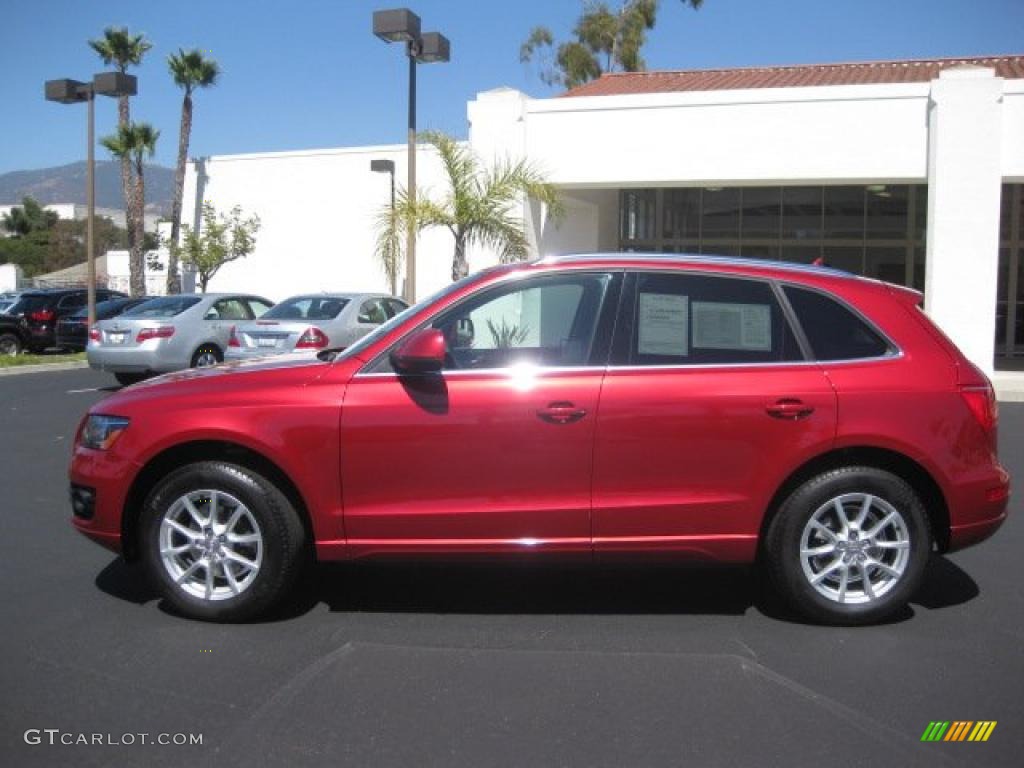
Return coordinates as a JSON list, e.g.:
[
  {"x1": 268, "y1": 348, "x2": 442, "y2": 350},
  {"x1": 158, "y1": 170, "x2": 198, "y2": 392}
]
[
  {"x1": 87, "y1": 293, "x2": 274, "y2": 385},
  {"x1": 224, "y1": 293, "x2": 407, "y2": 361}
]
